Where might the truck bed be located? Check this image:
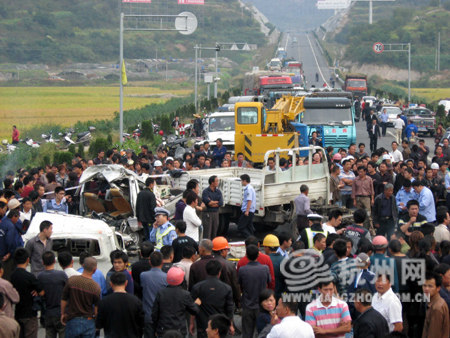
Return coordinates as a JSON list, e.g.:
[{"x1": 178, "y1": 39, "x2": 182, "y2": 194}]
[{"x1": 173, "y1": 164, "x2": 329, "y2": 217}]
